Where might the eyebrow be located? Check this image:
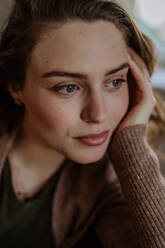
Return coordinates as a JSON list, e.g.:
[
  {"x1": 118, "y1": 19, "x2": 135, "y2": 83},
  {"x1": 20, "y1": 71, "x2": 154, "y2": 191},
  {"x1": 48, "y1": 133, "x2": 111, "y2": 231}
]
[{"x1": 42, "y1": 62, "x2": 129, "y2": 79}]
